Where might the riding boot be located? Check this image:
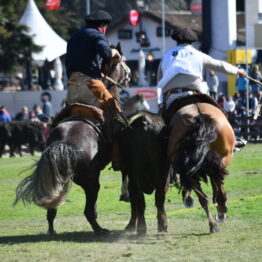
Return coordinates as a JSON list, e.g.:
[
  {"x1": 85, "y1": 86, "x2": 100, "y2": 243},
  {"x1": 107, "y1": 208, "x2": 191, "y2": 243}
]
[{"x1": 87, "y1": 79, "x2": 126, "y2": 171}]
